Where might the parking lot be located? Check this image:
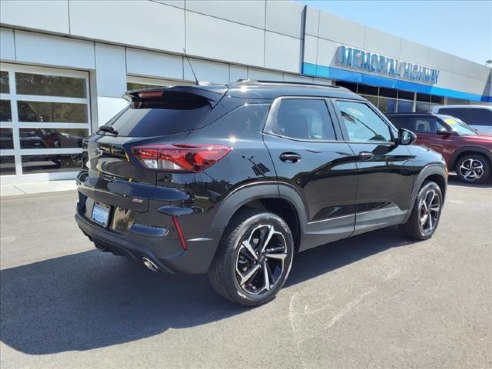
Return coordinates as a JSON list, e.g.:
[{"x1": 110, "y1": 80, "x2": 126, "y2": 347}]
[{"x1": 1, "y1": 176, "x2": 491, "y2": 369}]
